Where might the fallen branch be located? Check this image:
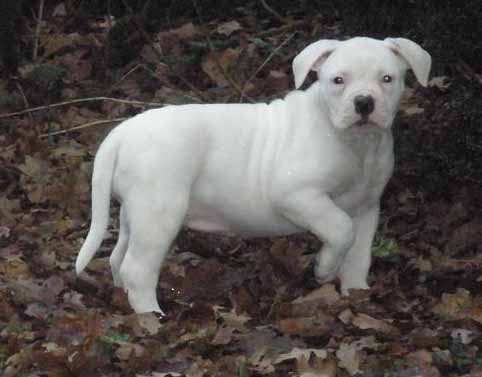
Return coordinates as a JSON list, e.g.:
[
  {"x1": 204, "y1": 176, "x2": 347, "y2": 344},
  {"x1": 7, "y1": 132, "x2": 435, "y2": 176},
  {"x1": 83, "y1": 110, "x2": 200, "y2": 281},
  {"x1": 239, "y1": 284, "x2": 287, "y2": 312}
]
[
  {"x1": 0, "y1": 97, "x2": 164, "y2": 119},
  {"x1": 39, "y1": 118, "x2": 127, "y2": 138}
]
